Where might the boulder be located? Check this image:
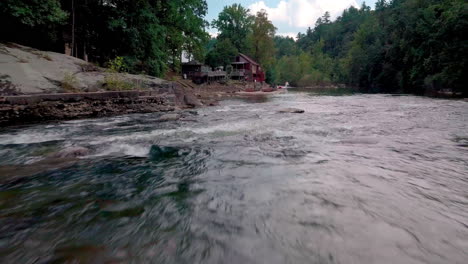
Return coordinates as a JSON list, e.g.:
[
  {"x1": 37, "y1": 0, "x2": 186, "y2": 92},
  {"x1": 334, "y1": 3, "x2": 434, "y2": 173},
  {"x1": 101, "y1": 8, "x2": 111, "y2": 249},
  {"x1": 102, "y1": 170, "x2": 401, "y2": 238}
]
[
  {"x1": 183, "y1": 92, "x2": 203, "y2": 107},
  {"x1": 172, "y1": 84, "x2": 202, "y2": 108},
  {"x1": 156, "y1": 113, "x2": 180, "y2": 122},
  {"x1": 278, "y1": 108, "x2": 305, "y2": 113},
  {"x1": 51, "y1": 146, "x2": 90, "y2": 158}
]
